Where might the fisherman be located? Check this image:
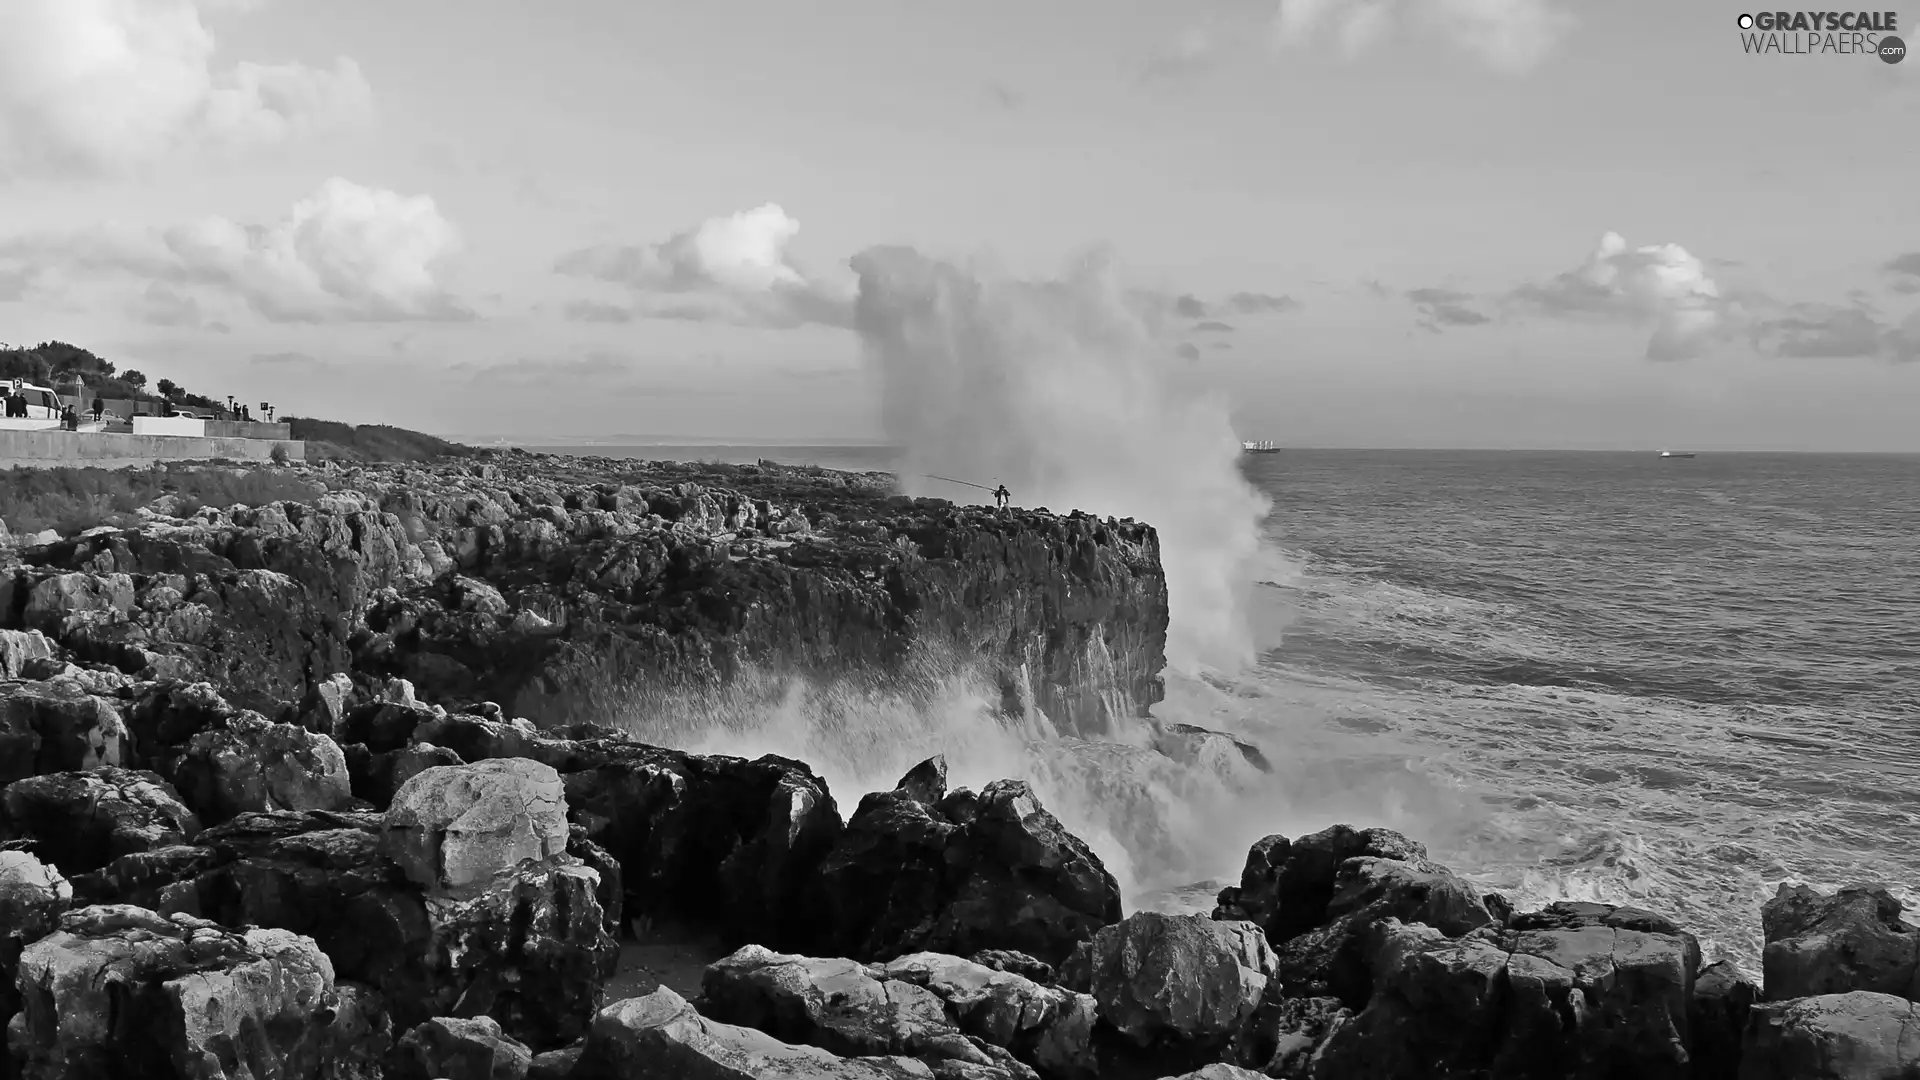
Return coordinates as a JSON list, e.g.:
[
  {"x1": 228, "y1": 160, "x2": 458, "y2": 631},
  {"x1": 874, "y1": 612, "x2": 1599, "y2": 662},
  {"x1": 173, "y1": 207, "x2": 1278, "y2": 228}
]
[{"x1": 993, "y1": 483, "x2": 1011, "y2": 509}]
